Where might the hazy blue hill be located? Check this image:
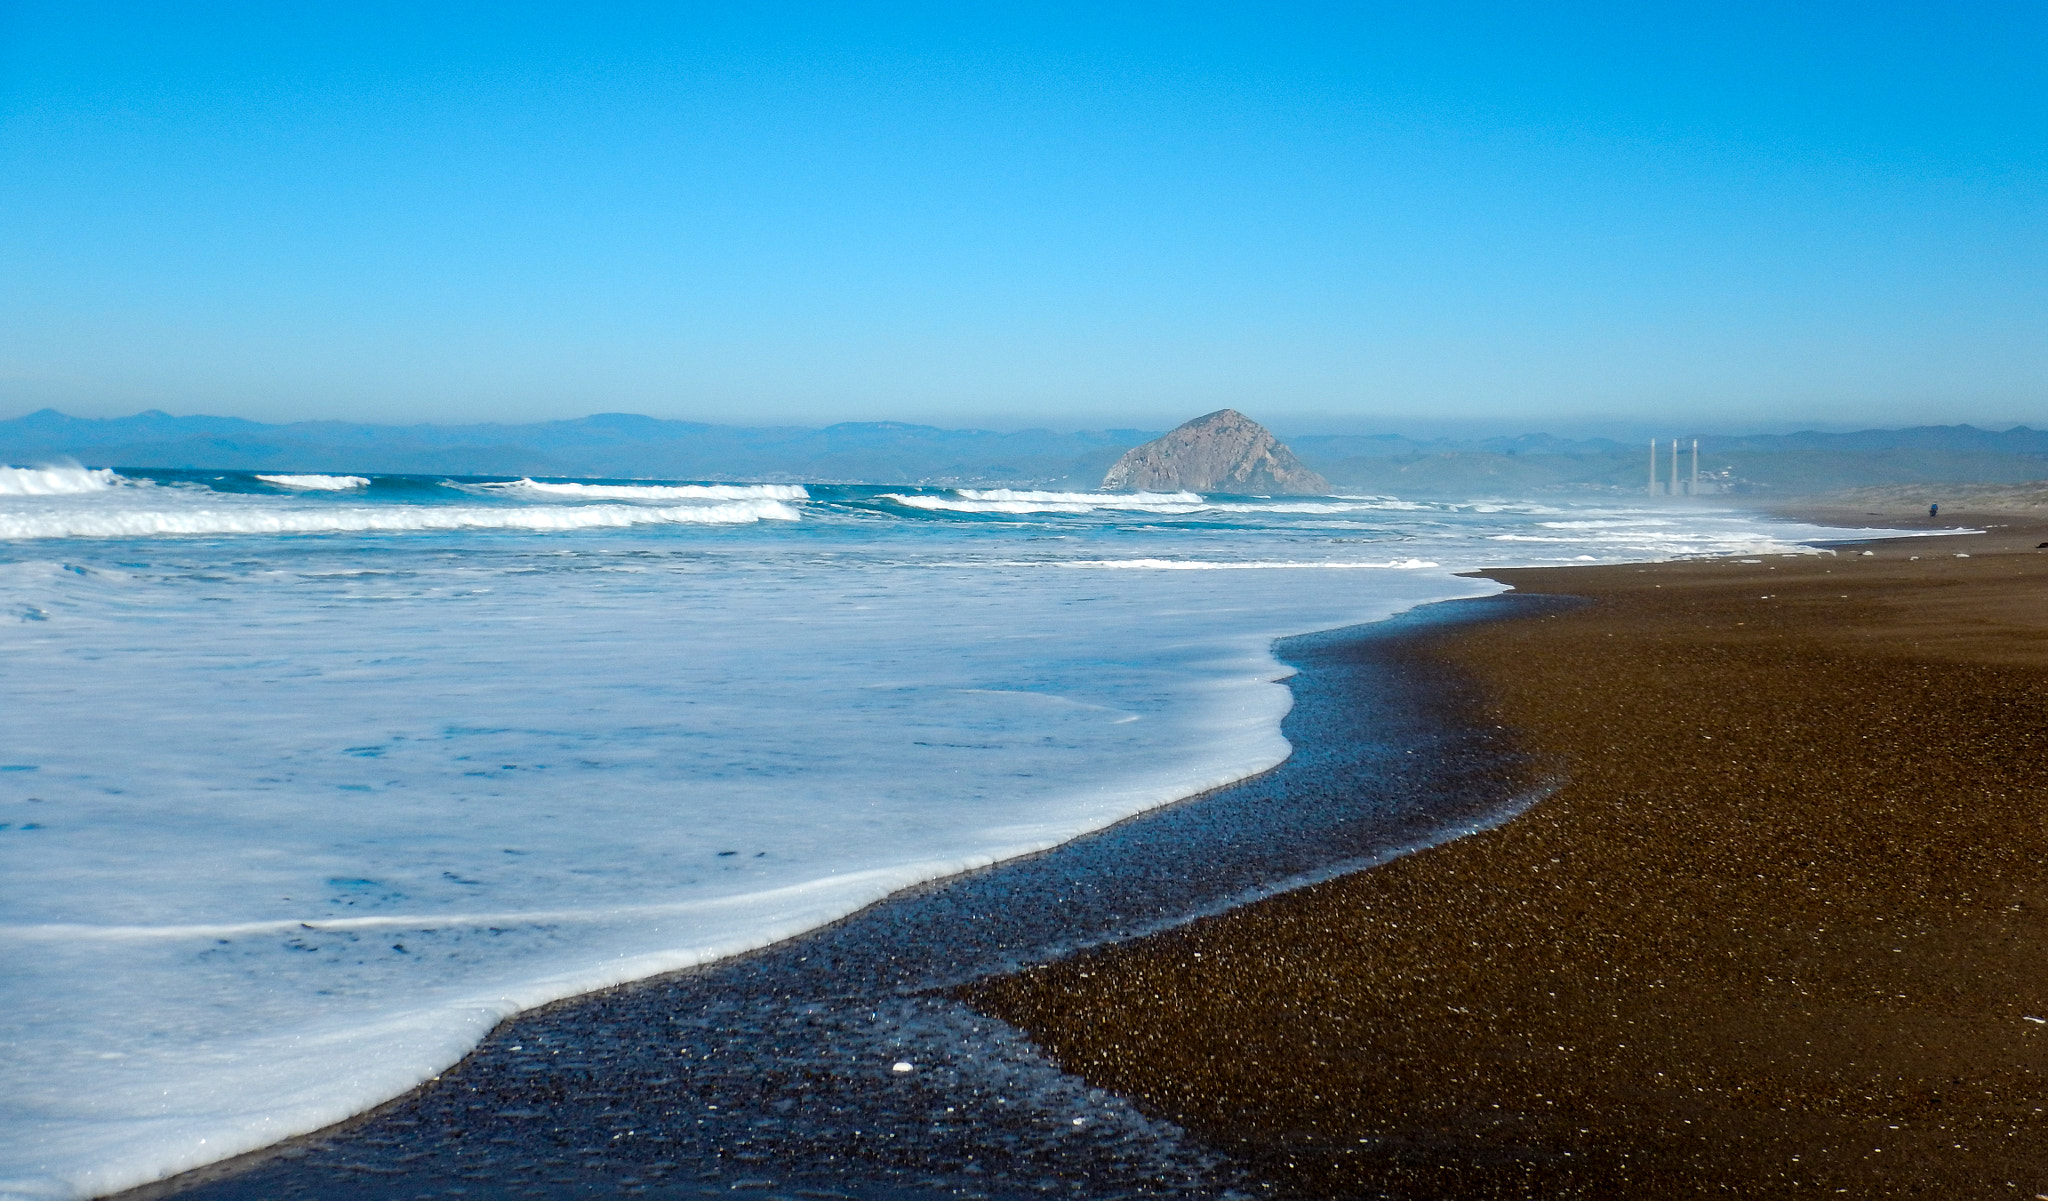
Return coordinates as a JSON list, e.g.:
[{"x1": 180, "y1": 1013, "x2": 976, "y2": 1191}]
[
  {"x1": 1300, "y1": 426, "x2": 2048, "y2": 496},
  {"x1": 0, "y1": 409, "x2": 1154, "y2": 486},
  {"x1": 1709, "y1": 425, "x2": 2048, "y2": 454},
  {"x1": 1288, "y1": 432, "x2": 1634, "y2": 461},
  {"x1": 6, "y1": 409, "x2": 2047, "y2": 494},
  {"x1": 1309, "y1": 446, "x2": 2048, "y2": 496}
]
